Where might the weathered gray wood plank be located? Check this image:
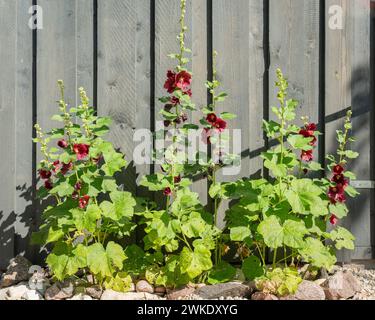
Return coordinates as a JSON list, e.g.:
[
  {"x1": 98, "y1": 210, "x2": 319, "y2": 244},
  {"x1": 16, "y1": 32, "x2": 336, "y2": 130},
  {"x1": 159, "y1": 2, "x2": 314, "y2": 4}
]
[
  {"x1": 269, "y1": 0, "x2": 320, "y2": 159},
  {"x1": 213, "y1": 0, "x2": 265, "y2": 227},
  {"x1": 191, "y1": 0, "x2": 208, "y2": 206},
  {"x1": 0, "y1": 0, "x2": 17, "y2": 269},
  {"x1": 14, "y1": 0, "x2": 35, "y2": 262},
  {"x1": 97, "y1": 0, "x2": 137, "y2": 193},
  {"x1": 348, "y1": 1, "x2": 372, "y2": 260}
]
